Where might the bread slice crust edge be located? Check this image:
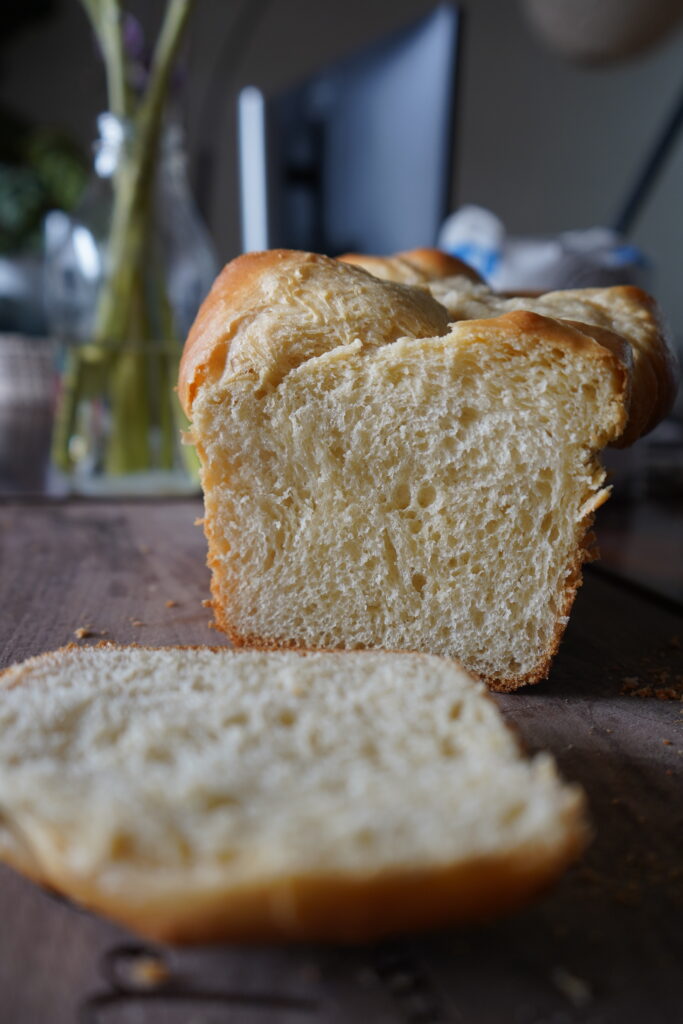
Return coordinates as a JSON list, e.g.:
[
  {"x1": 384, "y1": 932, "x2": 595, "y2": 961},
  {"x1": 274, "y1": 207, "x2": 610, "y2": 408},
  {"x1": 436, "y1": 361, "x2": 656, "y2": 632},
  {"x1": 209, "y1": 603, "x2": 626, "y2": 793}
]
[{"x1": 0, "y1": 644, "x2": 589, "y2": 944}]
